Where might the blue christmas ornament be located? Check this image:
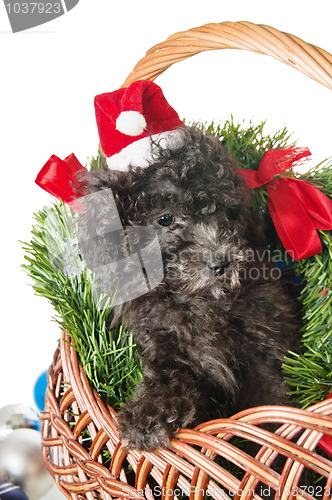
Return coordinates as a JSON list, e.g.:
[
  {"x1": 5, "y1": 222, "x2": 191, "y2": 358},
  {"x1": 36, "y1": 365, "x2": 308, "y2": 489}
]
[
  {"x1": 0, "y1": 482, "x2": 29, "y2": 499},
  {"x1": 33, "y1": 371, "x2": 48, "y2": 412}
]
